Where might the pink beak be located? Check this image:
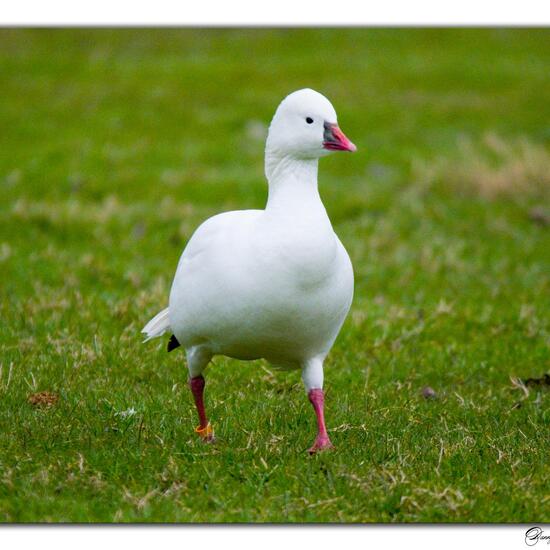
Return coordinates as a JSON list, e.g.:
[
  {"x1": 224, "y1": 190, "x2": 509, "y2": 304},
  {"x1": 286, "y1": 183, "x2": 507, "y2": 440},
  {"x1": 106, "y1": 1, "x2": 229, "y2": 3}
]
[{"x1": 323, "y1": 122, "x2": 357, "y2": 152}]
